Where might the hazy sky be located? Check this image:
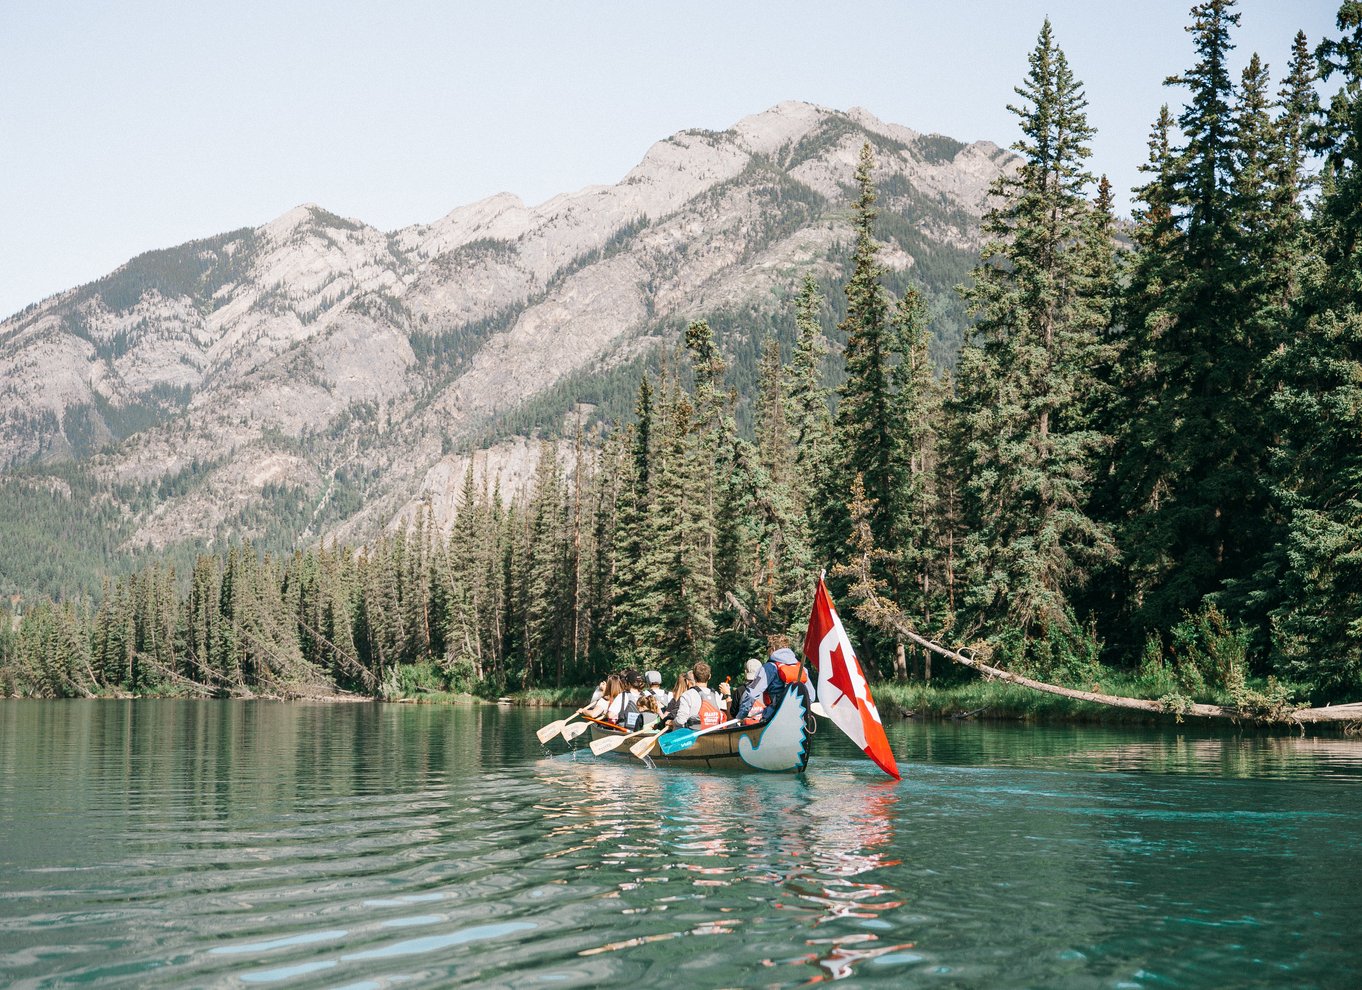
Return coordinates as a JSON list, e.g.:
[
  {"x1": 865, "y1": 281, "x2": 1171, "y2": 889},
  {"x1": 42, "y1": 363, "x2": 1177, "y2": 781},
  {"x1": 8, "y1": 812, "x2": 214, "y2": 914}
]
[{"x1": 0, "y1": 0, "x2": 1339, "y2": 320}]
